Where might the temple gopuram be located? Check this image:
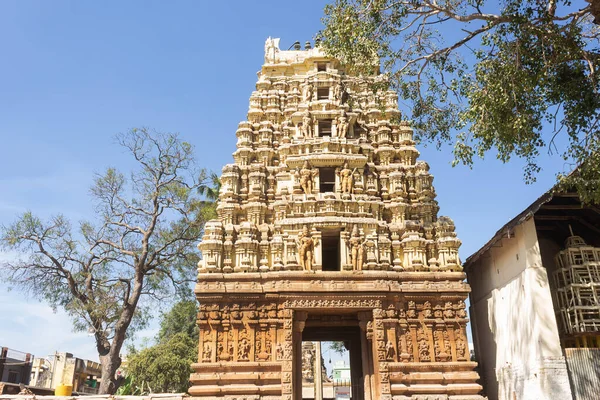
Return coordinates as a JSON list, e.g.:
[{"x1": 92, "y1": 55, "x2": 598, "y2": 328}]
[{"x1": 189, "y1": 38, "x2": 485, "y2": 400}]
